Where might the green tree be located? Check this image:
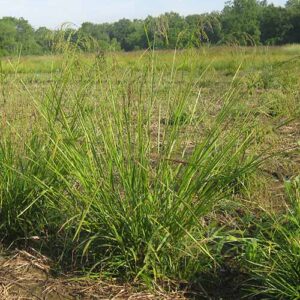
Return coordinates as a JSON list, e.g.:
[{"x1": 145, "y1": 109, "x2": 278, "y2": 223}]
[
  {"x1": 0, "y1": 18, "x2": 17, "y2": 55},
  {"x1": 144, "y1": 16, "x2": 165, "y2": 49},
  {"x1": 260, "y1": 5, "x2": 292, "y2": 44},
  {"x1": 286, "y1": 0, "x2": 300, "y2": 8},
  {"x1": 0, "y1": 17, "x2": 40, "y2": 55},
  {"x1": 285, "y1": 0, "x2": 300, "y2": 43},
  {"x1": 79, "y1": 22, "x2": 111, "y2": 49},
  {"x1": 185, "y1": 13, "x2": 222, "y2": 46},
  {"x1": 144, "y1": 13, "x2": 187, "y2": 49},
  {"x1": 15, "y1": 18, "x2": 40, "y2": 54},
  {"x1": 35, "y1": 27, "x2": 53, "y2": 53},
  {"x1": 110, "y1": 19, "x2": 135, "y2": 51},
  {"x1": 221, "y1": 0, "x2": 263, "y2": 45},
  {"x1": 124, "y1": 20, "x2": 147, "y2": 50},
  {"x1": 163, "y1": 12, "x2": 187, "y2": 48}
]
